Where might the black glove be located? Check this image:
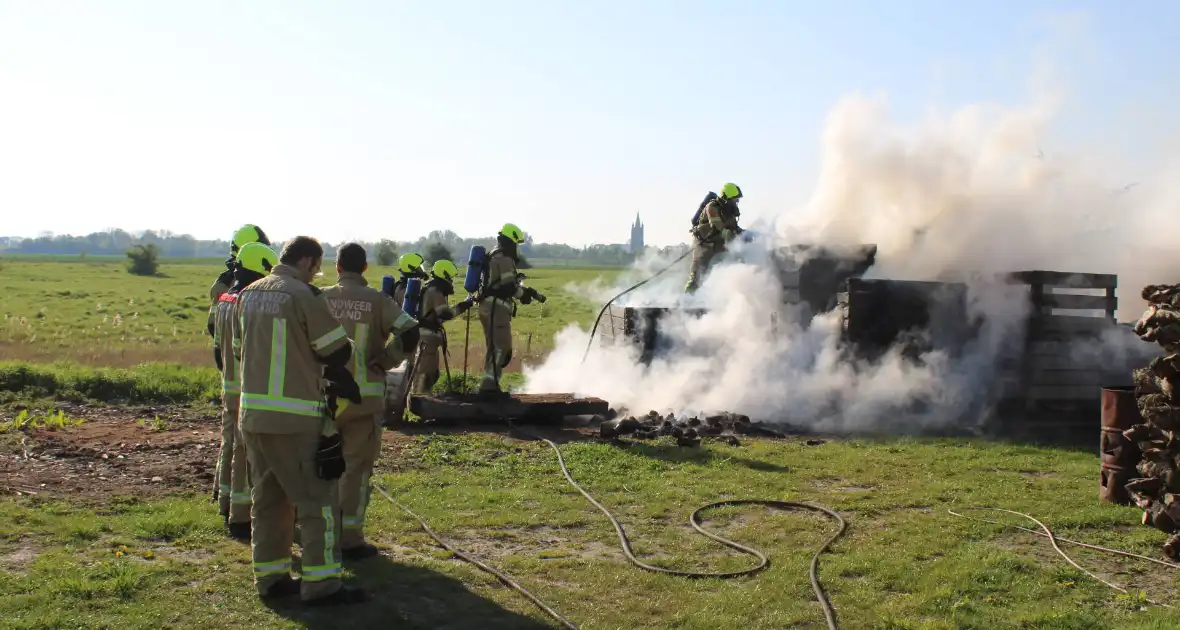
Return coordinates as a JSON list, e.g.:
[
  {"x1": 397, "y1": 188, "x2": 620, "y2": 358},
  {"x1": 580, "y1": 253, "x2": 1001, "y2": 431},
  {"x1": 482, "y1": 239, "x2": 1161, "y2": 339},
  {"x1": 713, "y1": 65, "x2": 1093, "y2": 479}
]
[
  {"x1": 214, "y1": 347, "x2": 223, "y2": 372},
  {"x1": 324, "y1": 365, "x2": 362, "y2": 404},
  {"x1": 454, "y1": 299, "x2": 472, "y2": 315},
  {"x1": 524, "y1": 287, "x2": 546, "y2": 303},
  {"x1": 399, "y1": 326, "x2": 420, "y2": 352},
  {"x1": 314, "y1": 433, "x2": 346, "y2": 480},
  {"x1": 519, "y1": 292, "x2": 533, "y2": 305}
]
